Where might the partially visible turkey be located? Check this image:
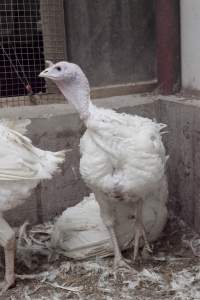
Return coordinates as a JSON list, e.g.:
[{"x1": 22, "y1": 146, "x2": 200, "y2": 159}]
[
  {"x1": 51, "y1": 189, "x2": 167, "y2": 260},
  {"x1": 0, "y1": 119, "x2": 66, "y2": 294},
  {"x1": 40, "y1": 61, "x2": 168, "y2": 270}
]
